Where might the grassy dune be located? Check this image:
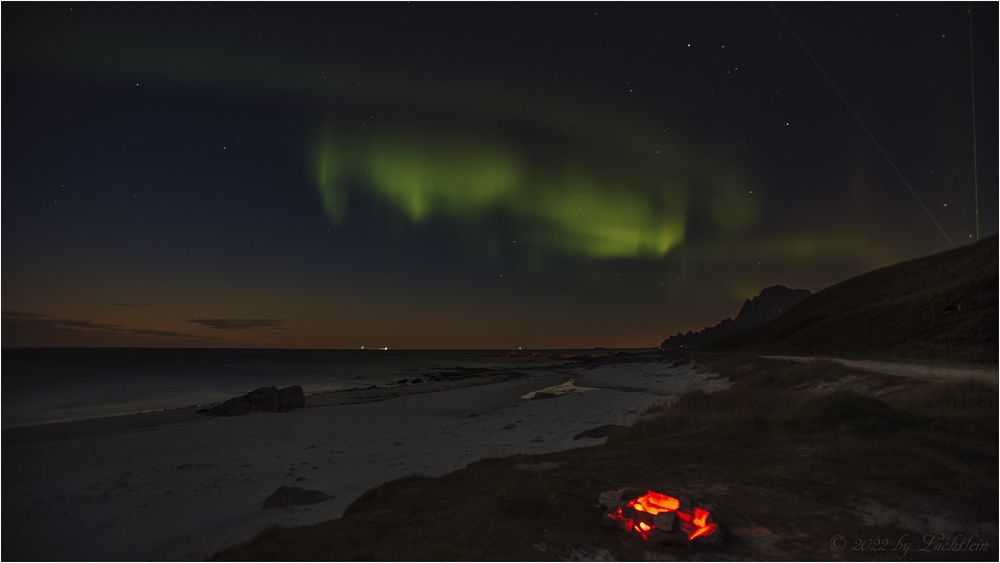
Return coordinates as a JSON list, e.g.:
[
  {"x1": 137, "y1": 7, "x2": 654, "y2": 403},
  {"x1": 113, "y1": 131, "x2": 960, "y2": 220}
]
[
  {"x1": 217, "y1": 356, "x2": 998, "y2": 561},
  {"x1": 709, "y1": 237, "x2": 998, "y2": 364}
]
